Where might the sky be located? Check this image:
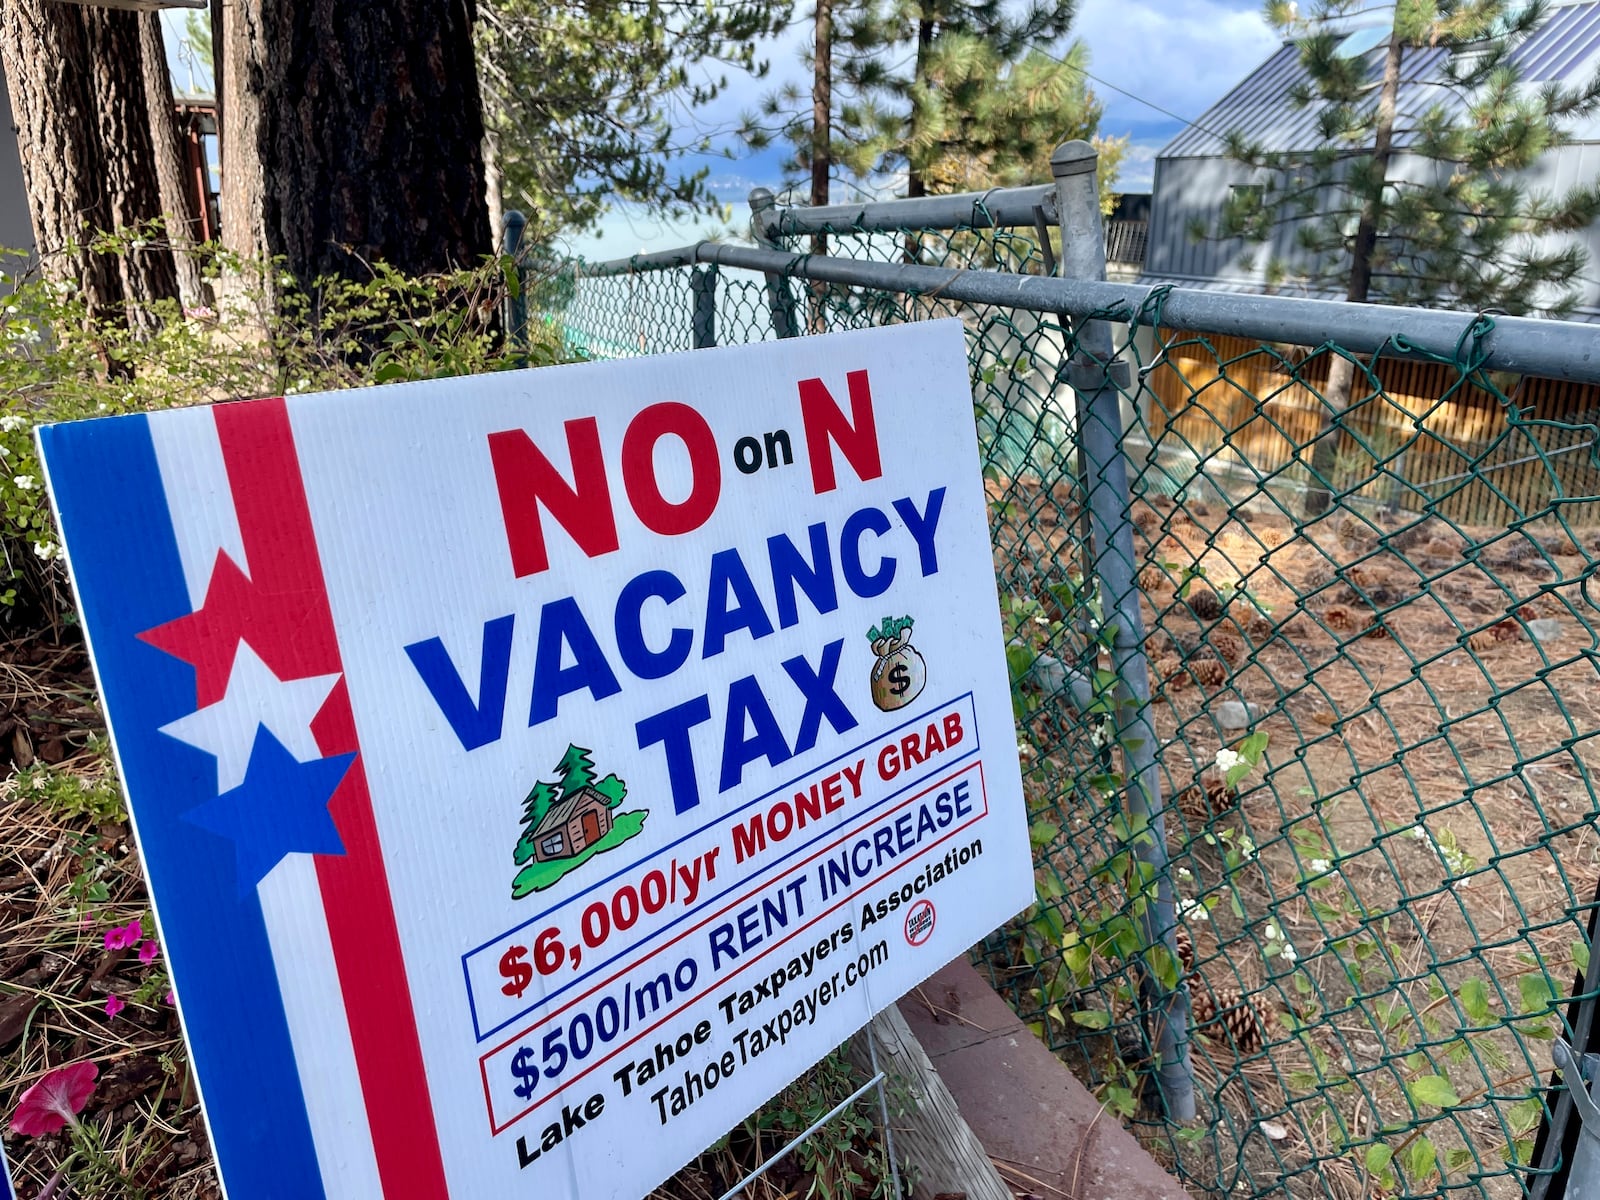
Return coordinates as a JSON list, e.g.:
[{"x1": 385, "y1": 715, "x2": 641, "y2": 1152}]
[
  {"x1": 159, "y1": 2, "x2": 1285, "y2": 261},
  {"x1": 560, "y1": 0, "x2": 1281, "y2": 259}
]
